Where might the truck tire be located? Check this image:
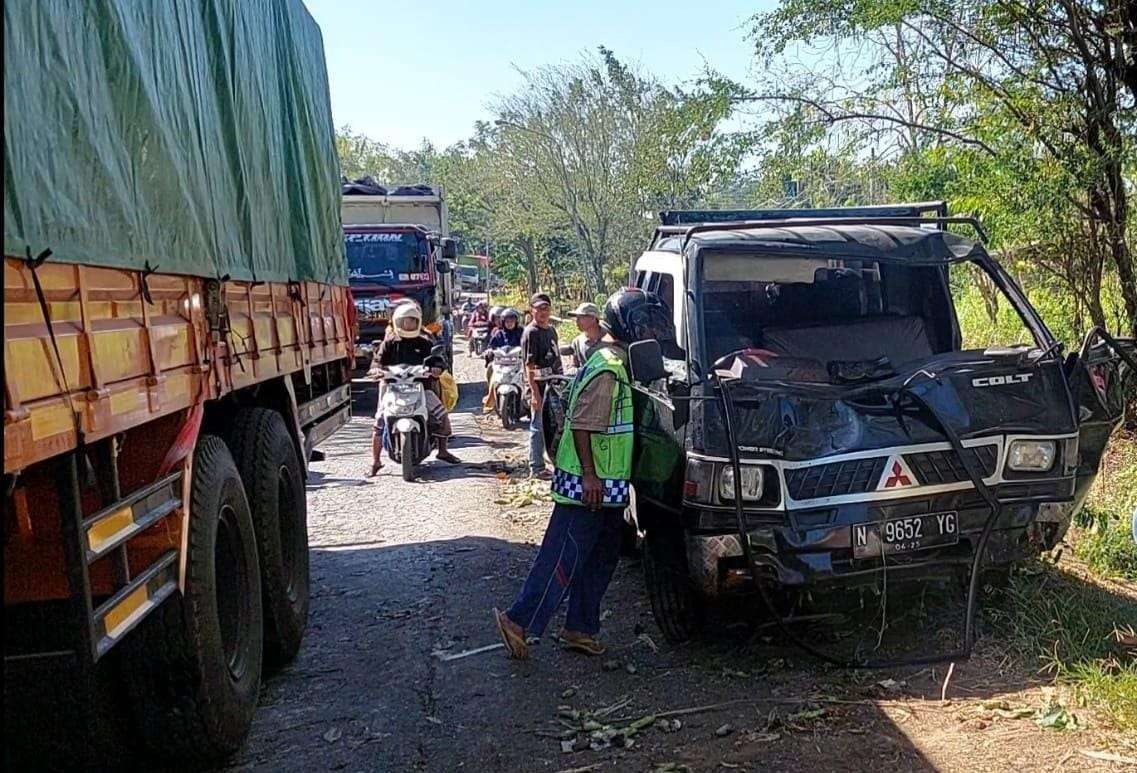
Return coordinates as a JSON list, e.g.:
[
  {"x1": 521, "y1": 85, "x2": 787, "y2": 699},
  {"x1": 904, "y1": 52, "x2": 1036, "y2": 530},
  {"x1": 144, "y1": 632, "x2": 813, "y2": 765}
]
[
  {"x1": 643, "y1": 527, "x2": 703, "y2": 643},
  {"x1": 226, "y1": 407, "x2": 310, "y2": 669},
  {"x1": 123, "y1": 434, "x2": 263, "y2": 765}
]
